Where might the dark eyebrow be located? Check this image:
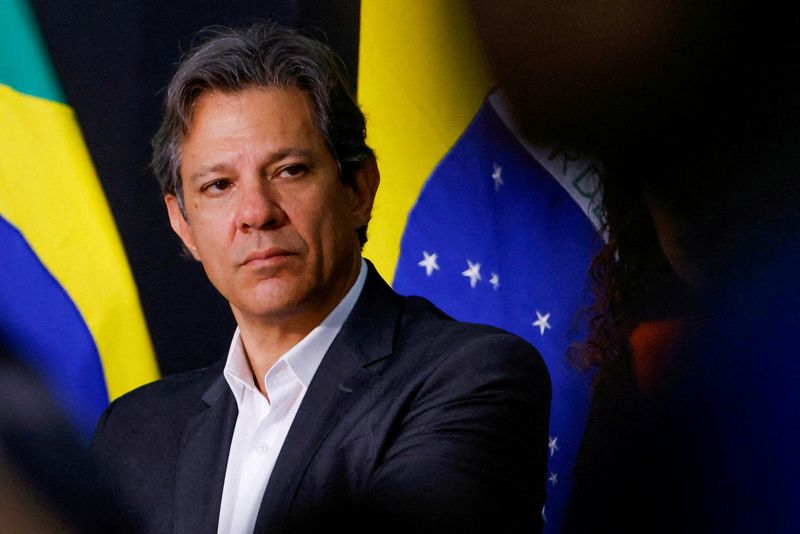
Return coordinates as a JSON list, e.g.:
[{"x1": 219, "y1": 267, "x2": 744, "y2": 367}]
[
  {"x1": 185, "y1": 148, "x2": 316, "y2": 184},
  {"x1": 187, "y1": 164, "x2": 228, "y2": 185},
  {"x1": 271, "y1": 148, "x2": 314, "y2": 161}
]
